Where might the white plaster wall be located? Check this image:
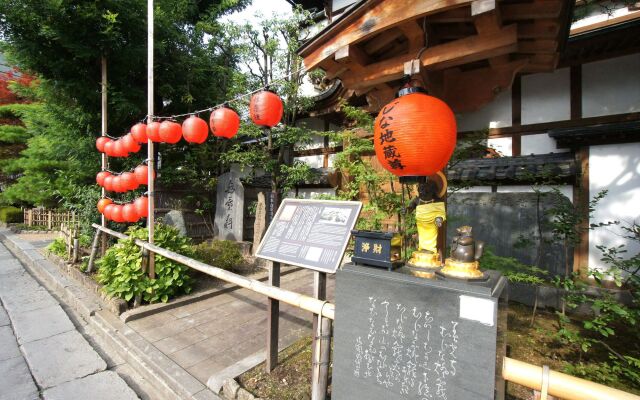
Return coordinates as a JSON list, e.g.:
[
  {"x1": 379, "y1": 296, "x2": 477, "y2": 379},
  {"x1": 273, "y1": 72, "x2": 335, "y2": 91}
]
[
  {"x1": 521, "y1": 133, "x2": 569, "y2": 155},
  {"x1": 294, "y1": 155, "x2": 324, "y2": 169},
  {"x1": 588, "y1": 143, "x2": 640, "y2": 271},
  {"x1": 286, "y1": 188, "x2": 336, "y2": 199},
  {"x1": 452, "y1": 186, "x2": 493, "y2": 193},
  {"x1": 497, "y1": 185, "x2": 573, "y2": 203},
  {"x1": 456, "y1": 89, "x2": 512, "y2": 132},
  {"x1": 488, "y1": 137, "x2": 512, "y2": 156},
  {"x1": 583, "y1": 53, "x2": 640, "y2": 117},
  {"x1": 521, "y1": 67, "x2": 570, "y2": 125}
]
